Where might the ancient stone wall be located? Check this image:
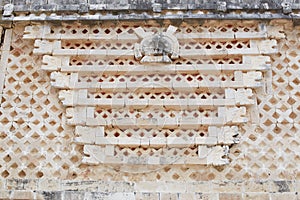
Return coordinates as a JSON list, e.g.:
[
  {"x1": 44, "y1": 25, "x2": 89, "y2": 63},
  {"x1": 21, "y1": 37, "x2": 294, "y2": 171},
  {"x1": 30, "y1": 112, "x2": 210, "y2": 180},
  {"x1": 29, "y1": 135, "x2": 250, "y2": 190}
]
[{"x1": 0, "y1": 18, "x2": 298, "y2": 199}]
